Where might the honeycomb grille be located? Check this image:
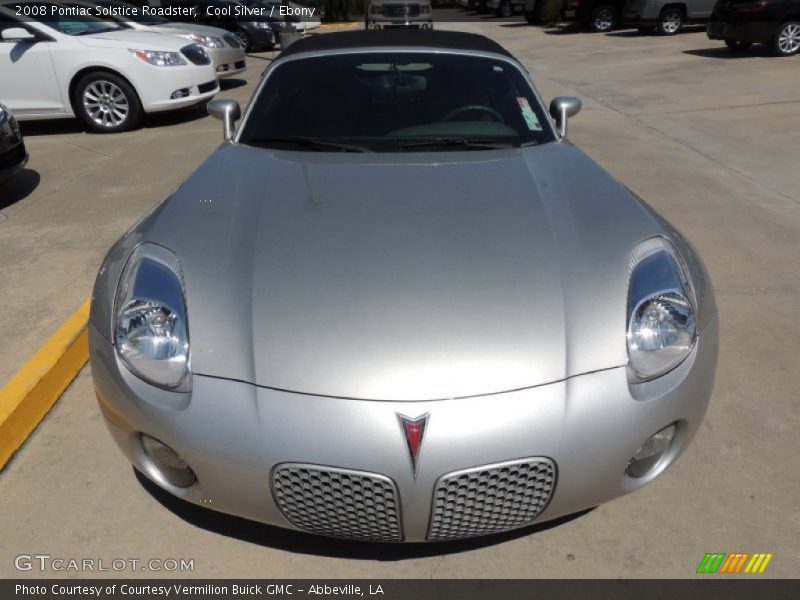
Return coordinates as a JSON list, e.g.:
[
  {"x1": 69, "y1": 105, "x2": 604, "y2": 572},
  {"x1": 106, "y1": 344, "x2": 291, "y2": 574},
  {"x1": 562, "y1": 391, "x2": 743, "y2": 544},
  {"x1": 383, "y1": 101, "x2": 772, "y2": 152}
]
[
  {"x1": 428, "y1": 458, "x2": 556, "y2": 541},
  {"x1": 272, "y1": 464, "x2": 402, "y2": 541}
]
